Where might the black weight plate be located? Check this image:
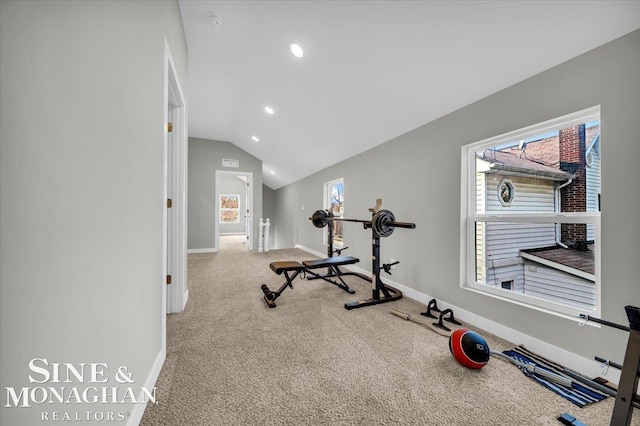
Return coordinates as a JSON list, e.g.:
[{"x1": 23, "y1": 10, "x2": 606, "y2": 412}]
[{"x1": 373, "y1": 209, "x2": 395, "y2": 237}]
